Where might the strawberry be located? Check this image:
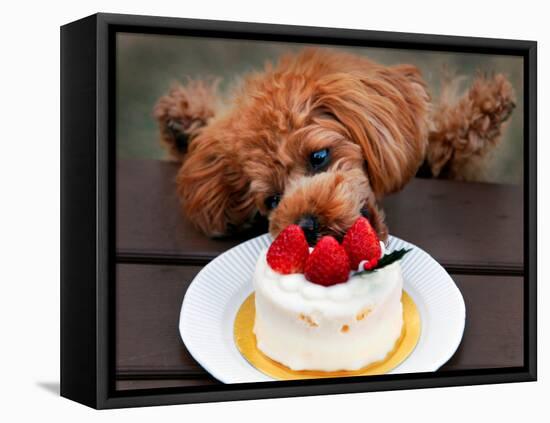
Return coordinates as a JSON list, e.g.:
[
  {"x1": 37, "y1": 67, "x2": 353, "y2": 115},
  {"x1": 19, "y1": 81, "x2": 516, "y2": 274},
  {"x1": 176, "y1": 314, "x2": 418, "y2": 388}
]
[
  {"x1": 304, "y1": 236, "x2": 350, "y2": 286},
  {"x1": 266, "y1": 225, "x2": 310, "y2": 274},
  {"x1": 342, "y1": 216, "x2": 381, "y2": 271}
]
